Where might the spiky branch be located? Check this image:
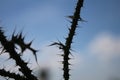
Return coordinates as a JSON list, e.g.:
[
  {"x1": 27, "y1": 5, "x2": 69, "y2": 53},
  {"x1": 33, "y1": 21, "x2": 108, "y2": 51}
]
[
  {"x1": 0, "y1": 0, "x2": 84, "y2": 80},
  {"x1": 0, "y1": 69, "x2": 27, "y2": 80},
  {"x1": 0, "y1": 27, "x2": 38, "y2": 80},
  {"x1": 50, "y1": 0, "x2": 84, "y2": 80}
]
